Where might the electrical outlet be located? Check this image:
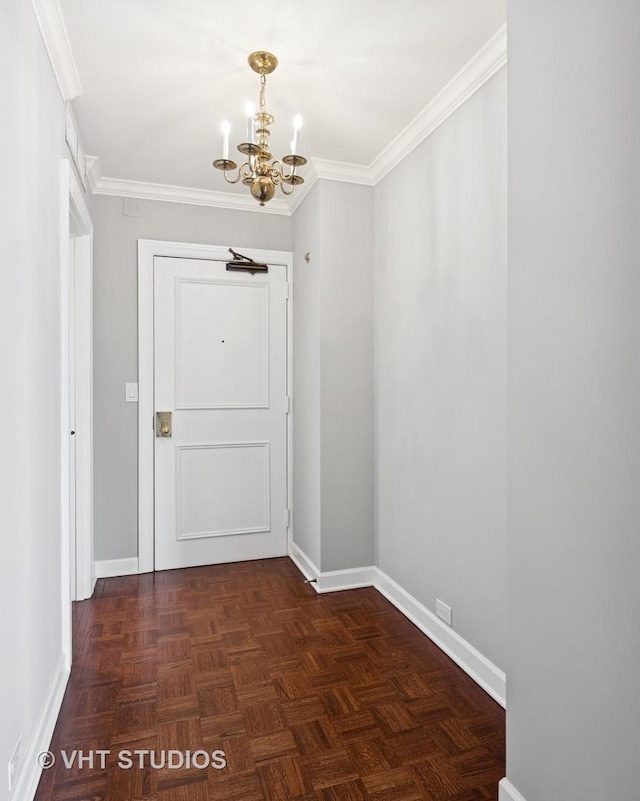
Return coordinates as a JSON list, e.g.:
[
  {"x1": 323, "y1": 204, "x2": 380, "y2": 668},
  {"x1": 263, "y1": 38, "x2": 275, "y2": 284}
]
[
  {"x1": 7, "y1": 734, "x2": 21, "y2": 793},
  {"x1": 436, "y1": 599, "x2": 452, "y2": 627}
]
